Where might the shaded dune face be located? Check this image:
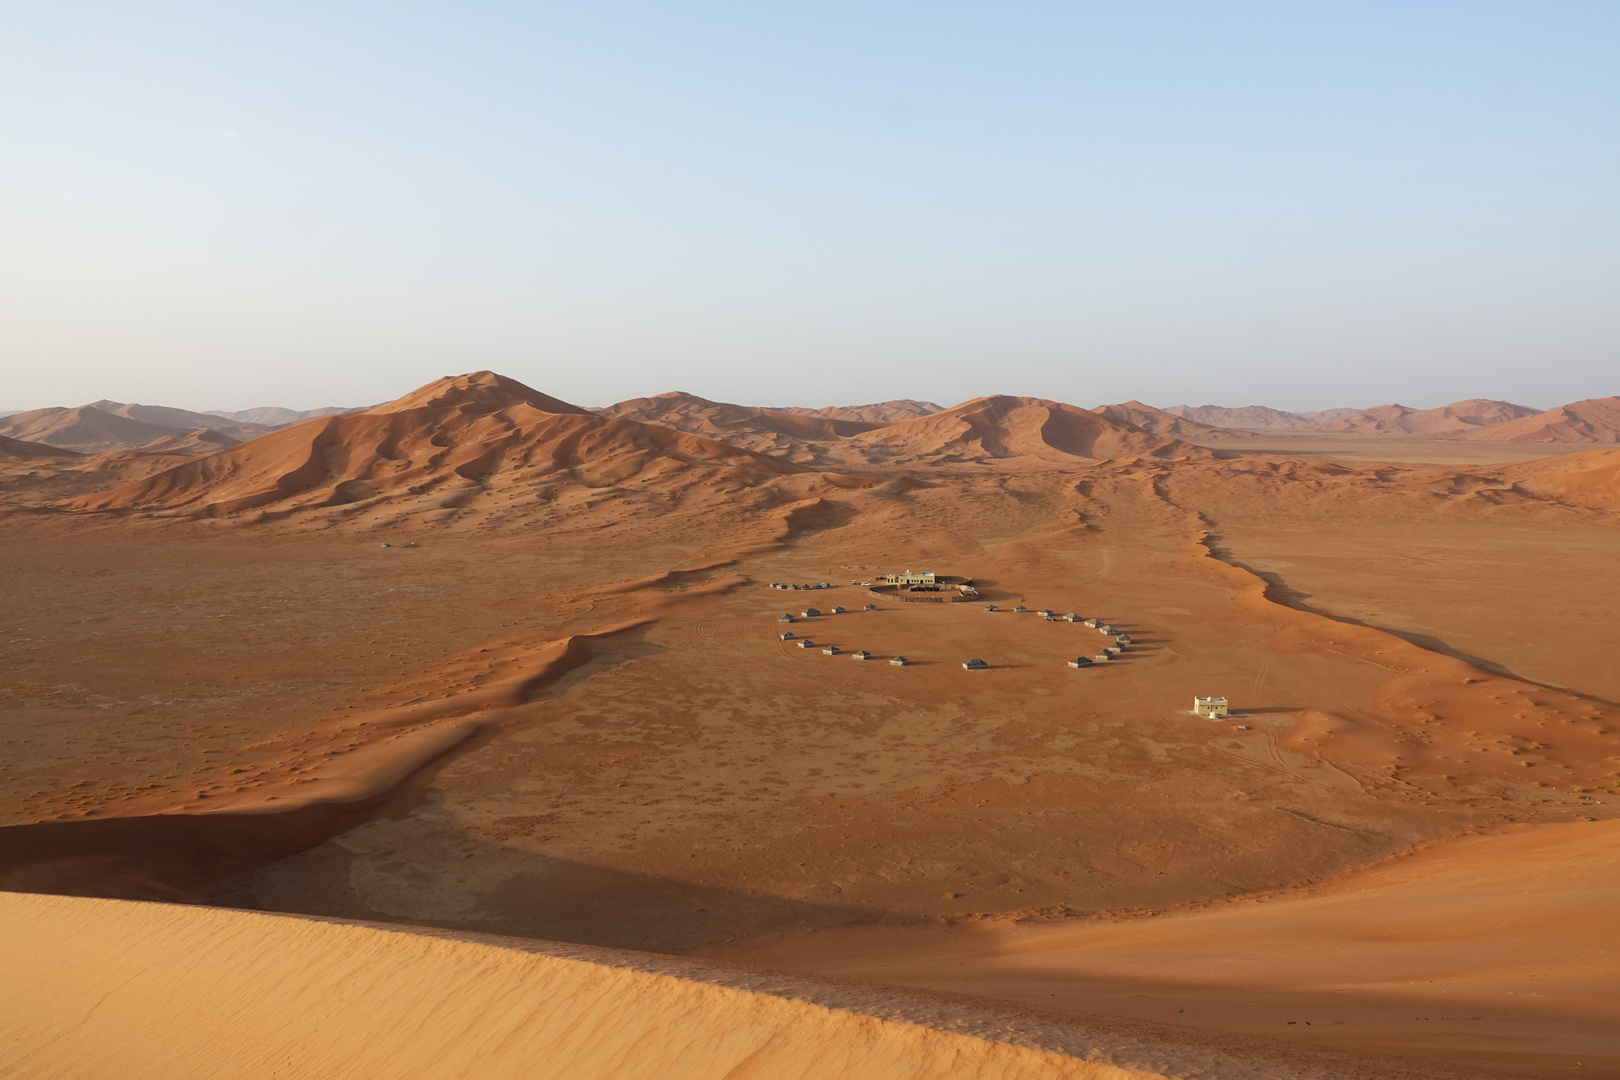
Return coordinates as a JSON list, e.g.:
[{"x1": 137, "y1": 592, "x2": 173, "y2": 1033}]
[
  {"x1": 0, "y1": 433, "x2": 82, "y2": 460},
  {"x1": 60, "y1": 373, "x2": 804, "y2": 518}
]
